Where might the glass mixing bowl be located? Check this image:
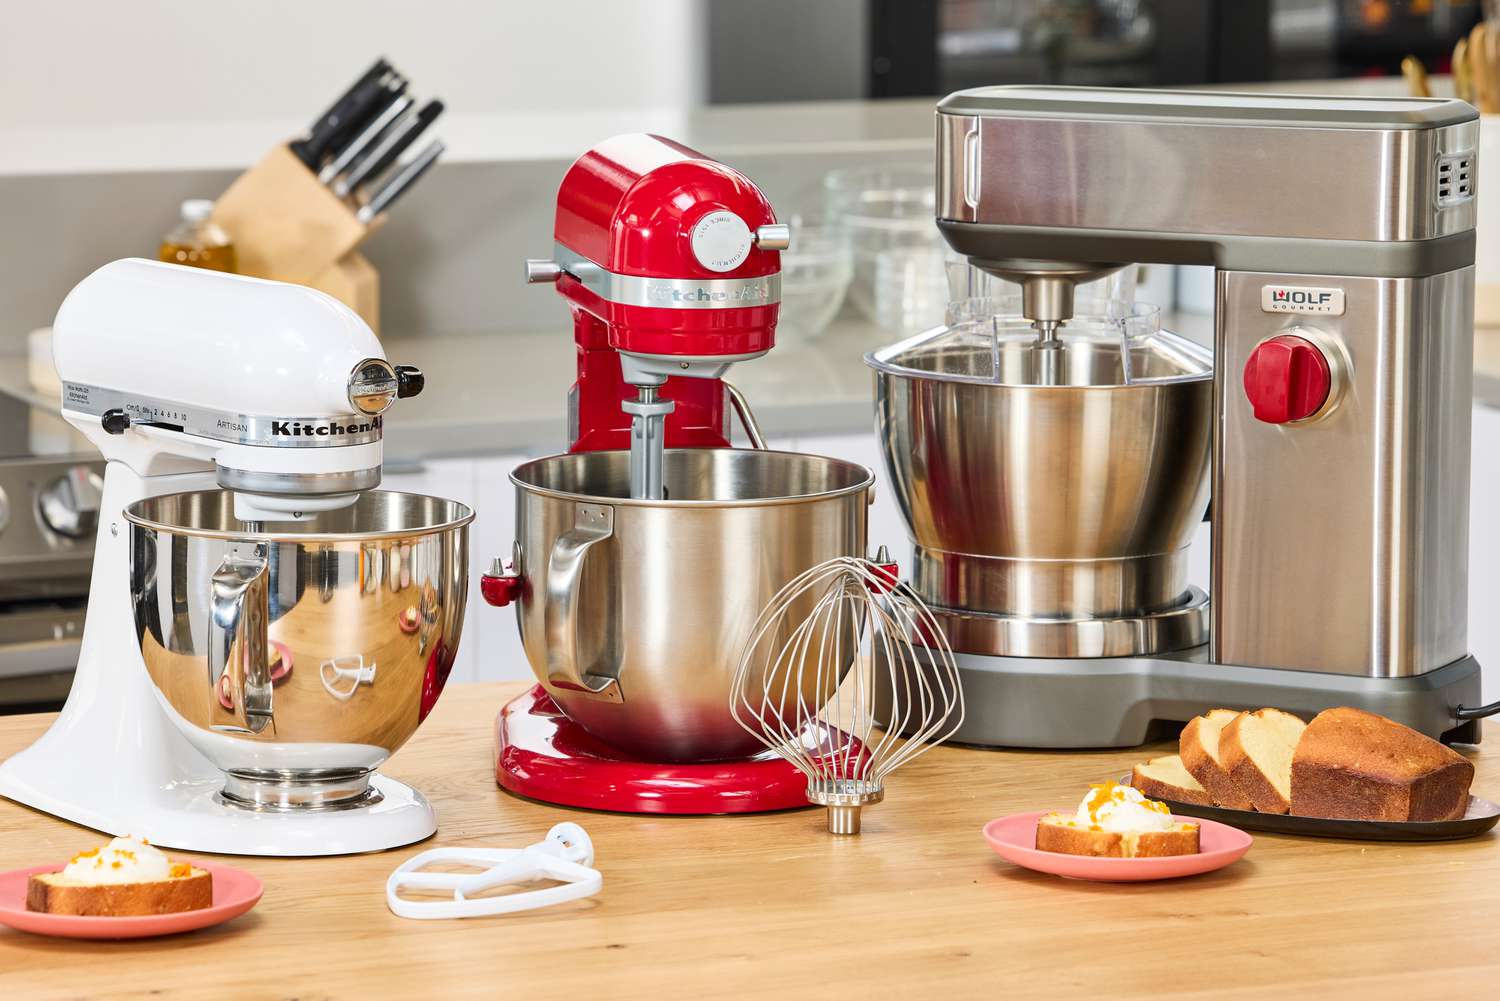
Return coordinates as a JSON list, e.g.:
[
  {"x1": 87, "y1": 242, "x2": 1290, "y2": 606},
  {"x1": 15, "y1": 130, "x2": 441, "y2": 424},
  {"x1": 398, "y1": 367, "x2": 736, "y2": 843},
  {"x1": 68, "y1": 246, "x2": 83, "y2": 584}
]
[
  {"x1": 777, "y1": 224, "x2": 853, "y2": 343},
  {"x1": 824, "y1": 163, "x2": 942, "y2": 322}
]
